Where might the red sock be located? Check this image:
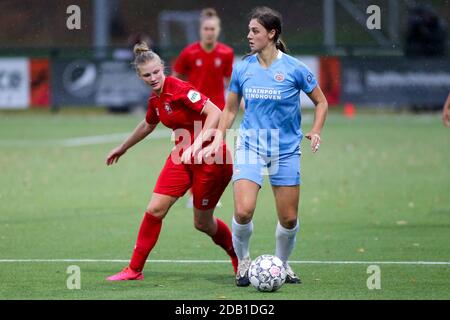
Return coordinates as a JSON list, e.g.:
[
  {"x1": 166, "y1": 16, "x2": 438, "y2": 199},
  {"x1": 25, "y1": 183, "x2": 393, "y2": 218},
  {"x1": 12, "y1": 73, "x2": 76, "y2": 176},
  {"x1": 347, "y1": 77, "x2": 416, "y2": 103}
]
[
  {"x1": 129, "y1": 212, "x2": 162, "y2": 272},
  {"x1": 212, "y1": 218, "x2": 238, "y2": 274}
]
